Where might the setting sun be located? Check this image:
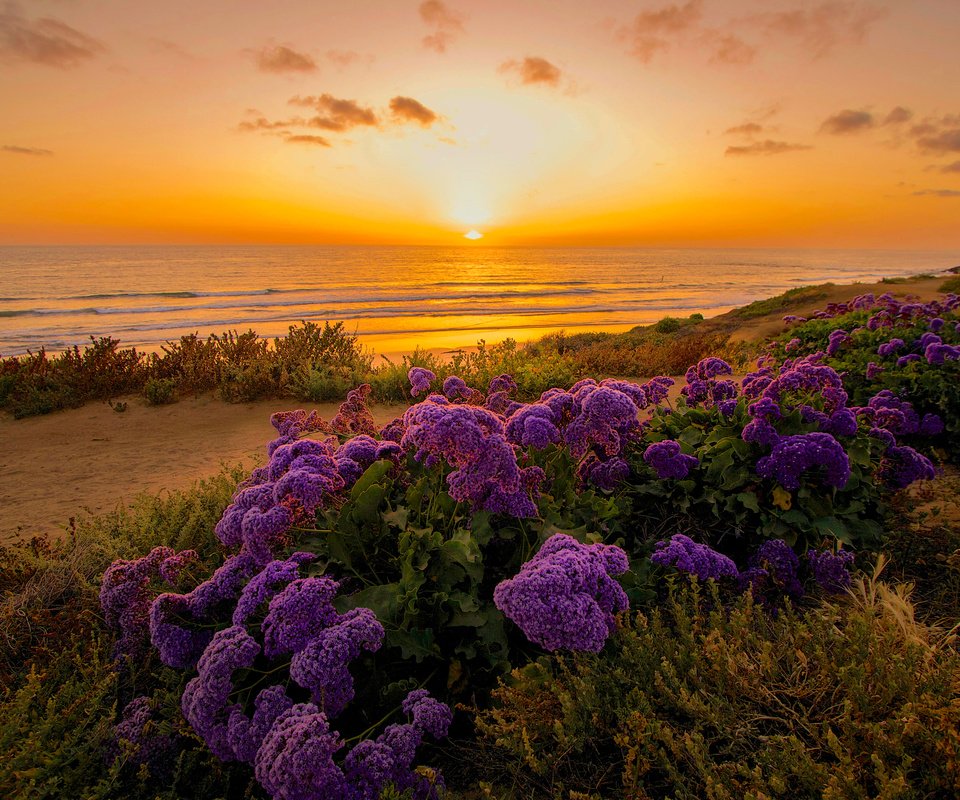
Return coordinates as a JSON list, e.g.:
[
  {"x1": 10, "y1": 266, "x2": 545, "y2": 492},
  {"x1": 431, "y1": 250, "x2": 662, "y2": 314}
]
[{"x1": 463, "y1": 229, "x2": 483, "y2": 240}]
